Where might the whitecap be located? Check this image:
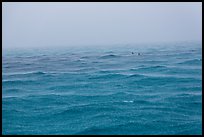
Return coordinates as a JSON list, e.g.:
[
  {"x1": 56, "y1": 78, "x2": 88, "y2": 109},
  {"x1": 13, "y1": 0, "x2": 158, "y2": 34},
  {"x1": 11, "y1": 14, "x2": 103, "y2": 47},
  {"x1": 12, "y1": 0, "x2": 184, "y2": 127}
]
[{"x1": 123, "y1": 100, "x2": 134, "y2": 103}]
